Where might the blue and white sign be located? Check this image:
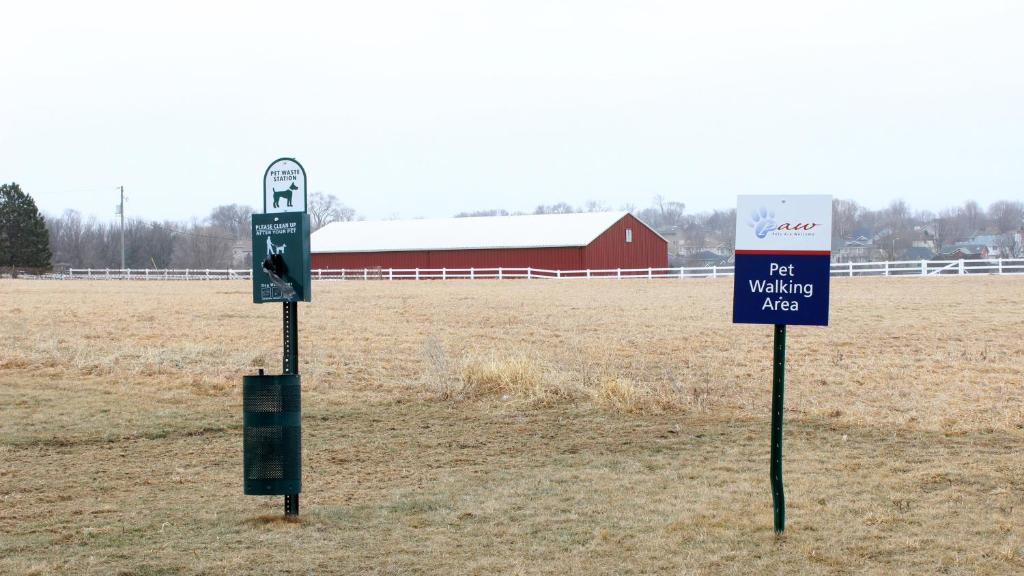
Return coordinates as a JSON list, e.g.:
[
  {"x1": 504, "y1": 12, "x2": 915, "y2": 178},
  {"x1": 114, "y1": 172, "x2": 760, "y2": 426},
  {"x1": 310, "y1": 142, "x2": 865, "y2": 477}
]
[{"x1": 733, "y1": 195, "x2": 832, "y2": 326}]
